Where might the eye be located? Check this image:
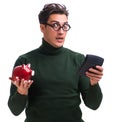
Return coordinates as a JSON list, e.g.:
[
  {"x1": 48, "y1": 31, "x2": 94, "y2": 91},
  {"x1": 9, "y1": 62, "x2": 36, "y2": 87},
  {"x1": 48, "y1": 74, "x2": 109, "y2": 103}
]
[
  {"x1": 52, "y1": 23, "x2": 60, "y2": 28},
  {"x1": 63, "y1": 24, "x2": 68, "y2": 29},
  {"x1": 63, "y1": 23, "x2": 71, "y2": 30}
]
